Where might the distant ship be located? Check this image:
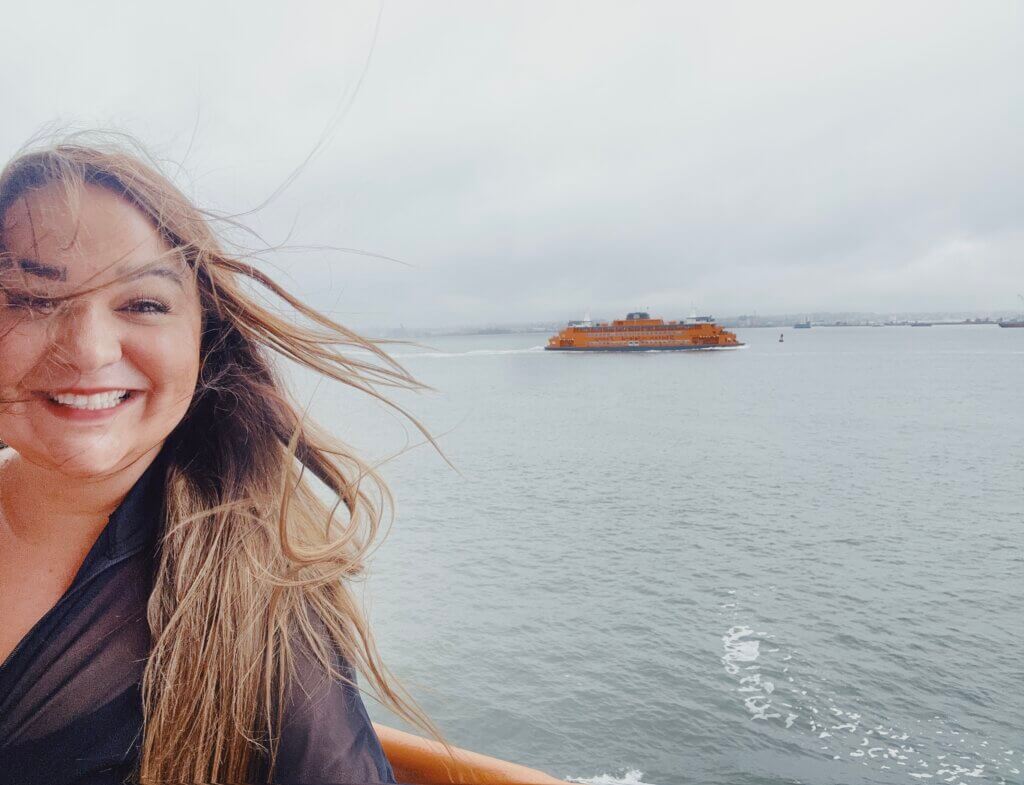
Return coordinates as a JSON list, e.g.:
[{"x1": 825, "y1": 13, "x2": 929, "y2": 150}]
[
  {"x1": 546, "y1": 312, "x2": 743, "y2": 351},
  {"x1": 997, "y1": 294, "x2": 1024, "y2": 326},
  {"x1": 793, "y1": 320, "x2": 811, "y2": 329},
  {"x1": 999, "y1": 294, "x2": 1024, "y2": 326}
]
